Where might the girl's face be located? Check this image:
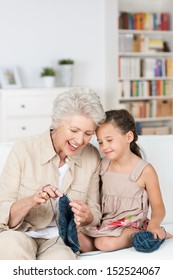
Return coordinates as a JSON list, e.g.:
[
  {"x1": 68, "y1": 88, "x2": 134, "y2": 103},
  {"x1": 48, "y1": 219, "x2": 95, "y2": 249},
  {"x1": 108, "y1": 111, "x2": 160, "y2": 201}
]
[
  {"x1": 96, "y1": 122, "x2": 133, "y2": 161},
  {"x1": 53, "y1": 115, "x2": 96, "y2": 156}
]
